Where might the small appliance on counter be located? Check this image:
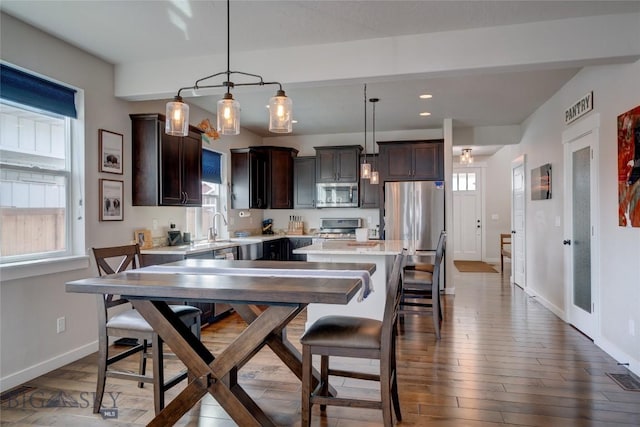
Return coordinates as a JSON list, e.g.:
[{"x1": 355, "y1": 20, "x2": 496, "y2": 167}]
[
  {"x1": 167, "y1": 223, "x2": 182, "y2": 246},
  {"x1": 262, "y1": 218, "x2": 274, "y2": 235}
]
